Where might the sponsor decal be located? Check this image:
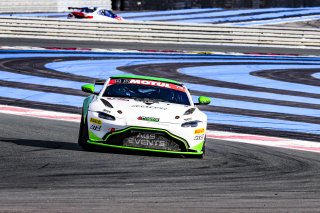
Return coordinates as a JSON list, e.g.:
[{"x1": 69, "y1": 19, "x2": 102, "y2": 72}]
[
  {"x1": 126, "y1": 133, "x2": 166, "y2": 147},
  {"x1": 194, "y1": 134, "x2": 205, "y2": 140},
  {"x1": 90, "y1": 117, "x2": 102, "y2": 125},
  {"x1": 138, "y1": 116, "x2": 160, "y2": 122},
  {"x1": 195, "y1": 128, "x2": 205, "y2": 134},
  {"x1": 184, "y1": 118, "x2": 192, "y2": 121},
  {"x1": 132, "y1": 105, "x2": 167, "y2": 110},
  {"x1": 123, "y1": 133, "x2": 180, "y2": 151},
  {"x1": 90, "y1": 124, "x2": 101, "y2": 131},
  {"x1": 109, "y1": 79, "x2": 186, "y2": 92},
  {"x1": 103, "y1": 109, "x2": 111, "y2": 114},
  {"x1": 108, "y1": 127, "x2": 116, "y2": 132}
]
